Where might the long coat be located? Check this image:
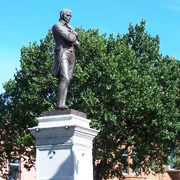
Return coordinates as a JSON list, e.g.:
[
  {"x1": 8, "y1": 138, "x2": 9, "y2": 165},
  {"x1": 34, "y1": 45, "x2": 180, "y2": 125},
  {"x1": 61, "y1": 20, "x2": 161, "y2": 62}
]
[{"x1": 52, "y1": 20, "x2": 77, "y2": 78}]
